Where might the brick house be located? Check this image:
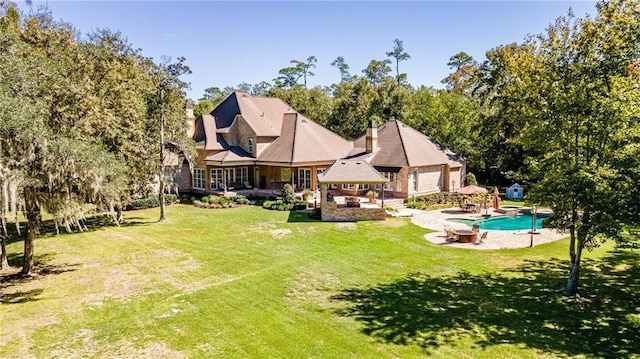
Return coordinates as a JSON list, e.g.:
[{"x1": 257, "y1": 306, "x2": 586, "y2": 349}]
[
  {"x1": 180, "y1": 92, "x2": 352, "y2": 193},
  {"x1": 180, "y1": 93, "x2": 465, "y2": 199}
]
